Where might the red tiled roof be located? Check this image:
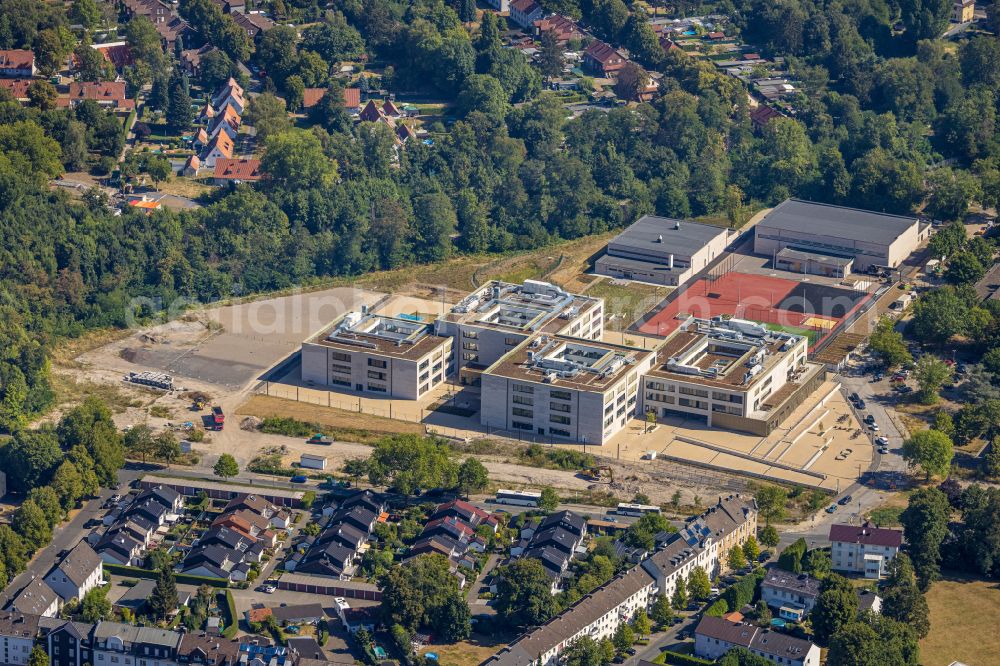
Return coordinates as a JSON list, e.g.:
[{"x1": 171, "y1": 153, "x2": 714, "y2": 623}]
[
  {"x1": 303, "y1": 87, "x2": 361, "y2": 109},
  {"x1": 829, "y1": 522, "x2": 902, "y2": 548},
  {"x1": 0, "y1": 79, "x2": 31, "y2": 100},
  {"x1": 0, "y1": 49, "x2": 34, "y2": 70},
  {"x1": 206, "y1": 133, "x2": 234, "y2": 159},
  {"x1": 69, "y1": 81, "x2": 126, "y2": 101},
  {"x1": 96, "y1": 44, "x2": 135, "y2": 68},
  {"x1": 213, "y1": 158, "x2": 262, "y2": 181},
  {"x1": 585, "y1": 40, "x2": 623, "y2": 64},
  {"x1": 382, "y1": 99, "x2": 401, "y2": 116},
  {"x1": 510, "y1": 0, "x2": 540, "y2": 13},
  {"x1": 750, "y1": 105, "x2": 783, "y2": 126}
]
